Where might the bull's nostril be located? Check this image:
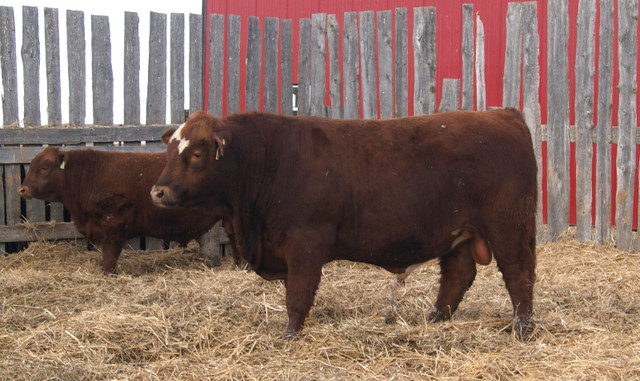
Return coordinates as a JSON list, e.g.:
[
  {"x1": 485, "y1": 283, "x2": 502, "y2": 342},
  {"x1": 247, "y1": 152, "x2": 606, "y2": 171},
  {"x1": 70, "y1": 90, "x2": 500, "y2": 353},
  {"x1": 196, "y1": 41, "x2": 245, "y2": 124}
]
[
  {"x1": 152, "y1": 188, "x2": 164, "y2": 199},
  {"x1": 18, "y1": 186, "x2": 25, "y2": 195}
]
